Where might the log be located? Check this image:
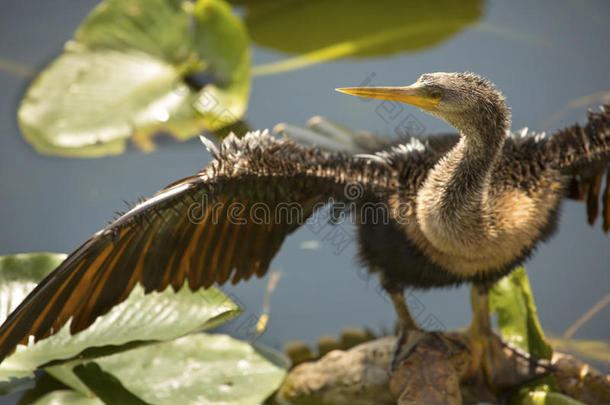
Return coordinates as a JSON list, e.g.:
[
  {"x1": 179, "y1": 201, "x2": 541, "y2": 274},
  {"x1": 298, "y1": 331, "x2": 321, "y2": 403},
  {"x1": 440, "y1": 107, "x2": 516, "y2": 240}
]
[{"x1": 276, "y1": 330, "x2": 610, "y2": 405}]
